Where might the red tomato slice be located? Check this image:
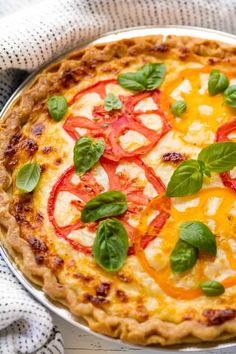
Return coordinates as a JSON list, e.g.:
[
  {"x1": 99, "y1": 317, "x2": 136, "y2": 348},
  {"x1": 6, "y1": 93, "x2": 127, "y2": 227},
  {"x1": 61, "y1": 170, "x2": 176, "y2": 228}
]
[
  {"x1": 63, "y1": 80, "x2": 171, "y2": 161},
  {"x1": 215, "y1": 118, "x2": 236, "y2": 192},
  {"x1": 48, "y1": 158, "x2": 169, "y2": 255}
]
